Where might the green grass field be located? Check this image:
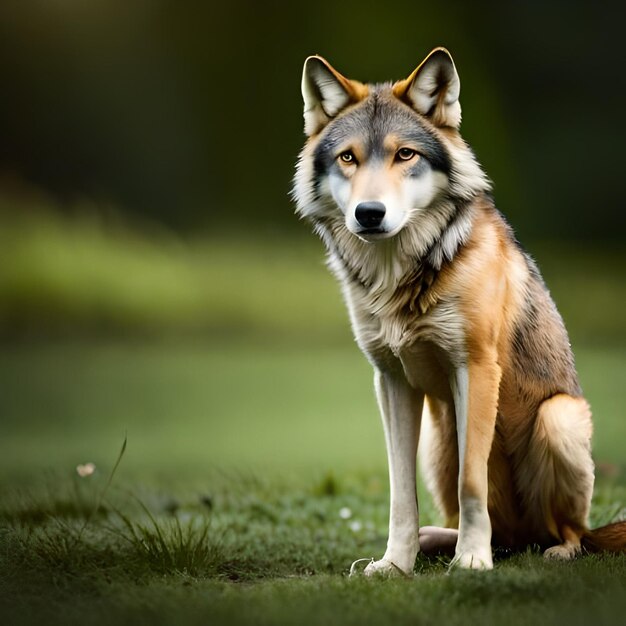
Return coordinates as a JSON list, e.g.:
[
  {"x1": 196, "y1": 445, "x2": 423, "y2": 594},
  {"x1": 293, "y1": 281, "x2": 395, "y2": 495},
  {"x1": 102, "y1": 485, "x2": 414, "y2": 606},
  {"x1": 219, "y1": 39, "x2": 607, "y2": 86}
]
[
  {"x1": 1, "y1": 212, "x2": 625, "y2": 625},
  {"x1": 2, "y1": 341, "x2": 625, "y2": 626}
]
